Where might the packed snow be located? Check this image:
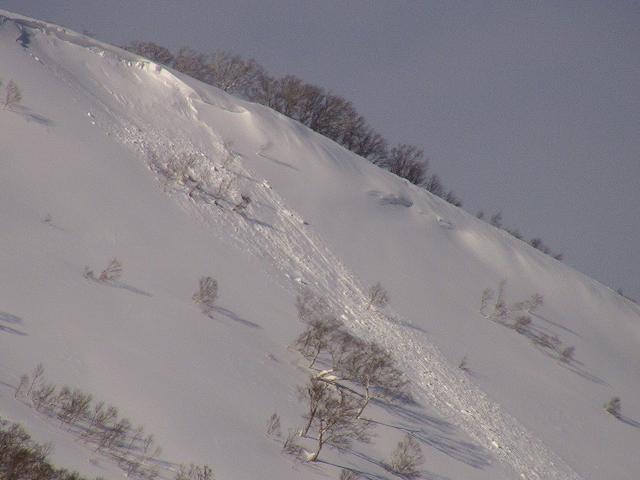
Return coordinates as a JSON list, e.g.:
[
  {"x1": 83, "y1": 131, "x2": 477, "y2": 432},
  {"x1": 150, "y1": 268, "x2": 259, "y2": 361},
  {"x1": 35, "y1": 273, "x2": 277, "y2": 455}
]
[{"x1": 1, "y1": 10, "x2": 639, "y2": 480}]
